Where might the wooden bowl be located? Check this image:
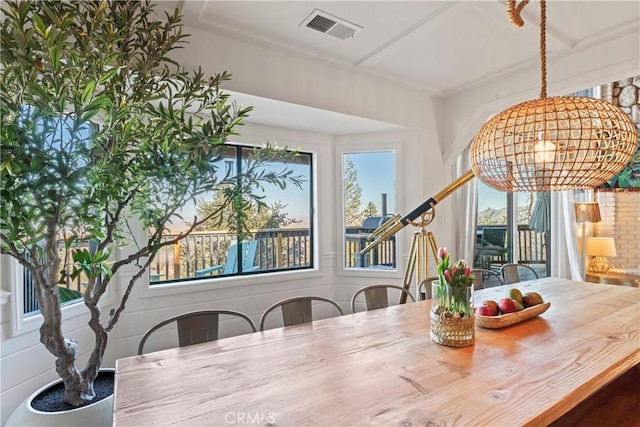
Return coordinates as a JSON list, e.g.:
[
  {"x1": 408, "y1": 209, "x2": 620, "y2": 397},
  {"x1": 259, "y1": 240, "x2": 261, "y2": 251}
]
[{"x1": 475, "y1": 302, "x2": 551, "y2": 329}]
